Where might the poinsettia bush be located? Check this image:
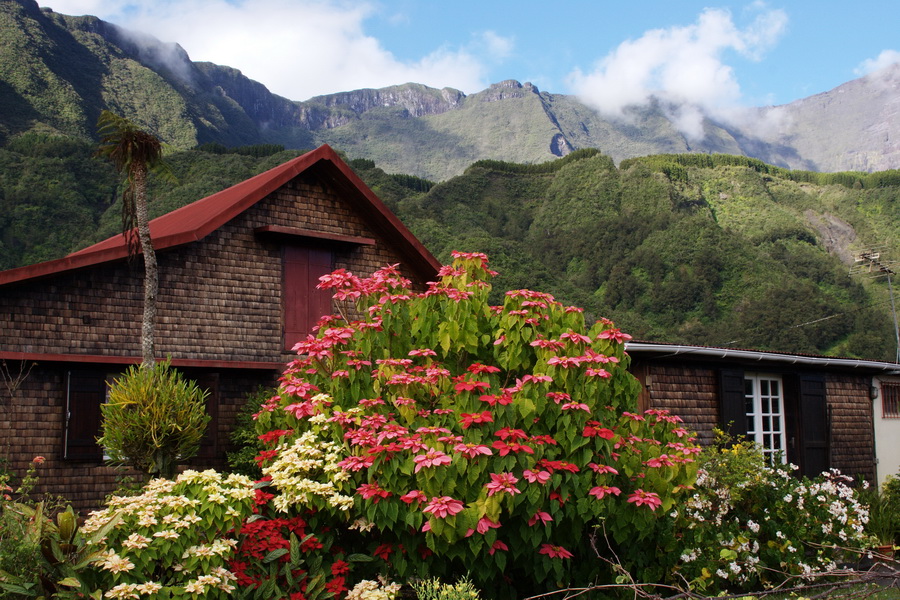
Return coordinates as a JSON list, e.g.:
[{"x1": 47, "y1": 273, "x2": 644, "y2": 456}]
[{"x1": 252, "y1": 252, "x2": 700, "y2": 596}]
